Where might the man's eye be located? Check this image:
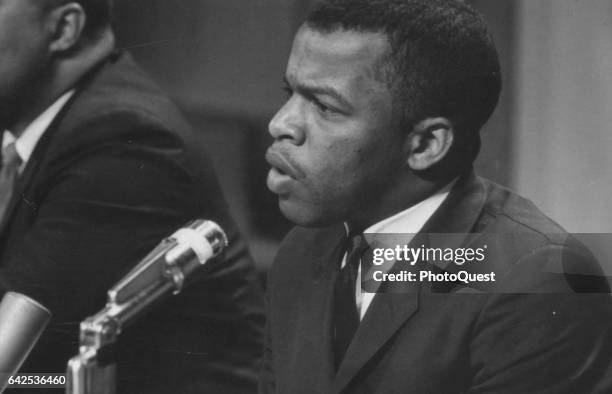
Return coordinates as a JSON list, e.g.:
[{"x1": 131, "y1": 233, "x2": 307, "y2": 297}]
[{"x1": 313, "y1": 99, "x2": 334, "y2": 114}]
